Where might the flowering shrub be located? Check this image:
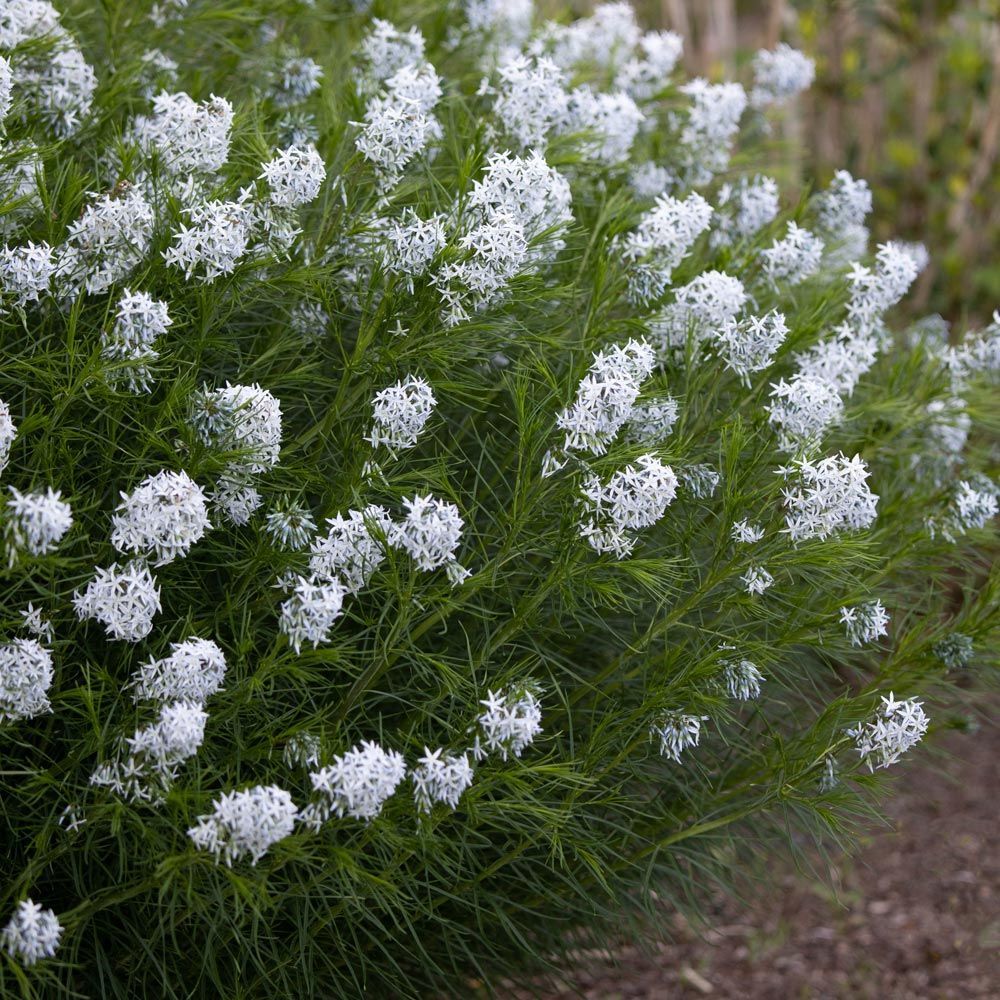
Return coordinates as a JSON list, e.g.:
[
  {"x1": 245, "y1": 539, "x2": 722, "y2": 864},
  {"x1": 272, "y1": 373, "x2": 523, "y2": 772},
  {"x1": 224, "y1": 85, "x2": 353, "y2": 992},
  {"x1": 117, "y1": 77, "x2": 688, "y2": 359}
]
[{"x1": 0, "y1": 1, "x2": 997, "y2": 996}]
